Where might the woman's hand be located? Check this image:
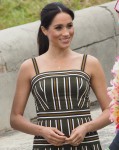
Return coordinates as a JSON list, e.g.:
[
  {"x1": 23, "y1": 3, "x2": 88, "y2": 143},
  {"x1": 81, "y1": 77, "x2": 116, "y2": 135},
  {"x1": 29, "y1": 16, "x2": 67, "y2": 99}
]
[
  {"x1": 65, "y1": 125, "x2": 87, "y2": 146},
  {"x1": 40, "y1": 126, "x2": 66, "y2": 146}
]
